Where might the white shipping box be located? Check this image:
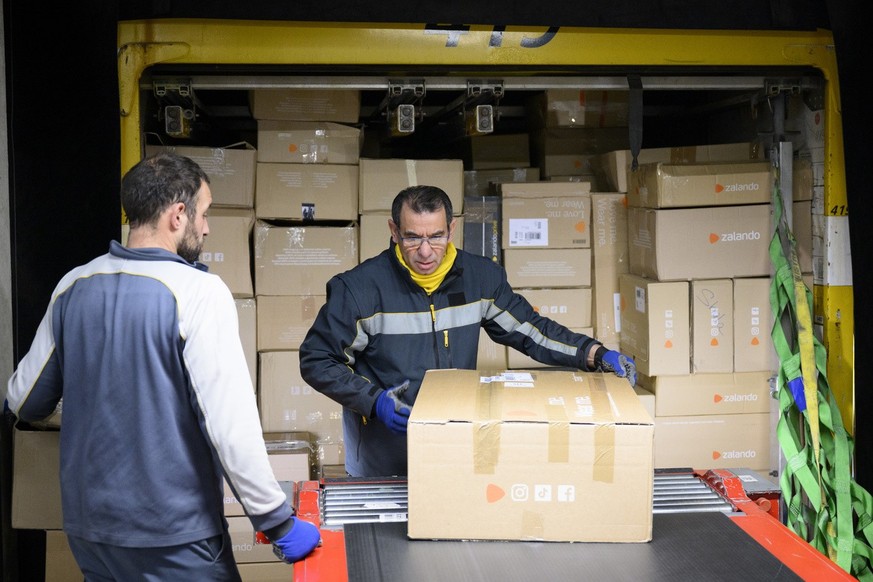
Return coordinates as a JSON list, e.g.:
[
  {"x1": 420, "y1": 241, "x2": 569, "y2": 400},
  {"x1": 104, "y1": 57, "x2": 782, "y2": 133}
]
[{"x1": 408, "y1": 369, "x2": 654, "y2": 543}]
